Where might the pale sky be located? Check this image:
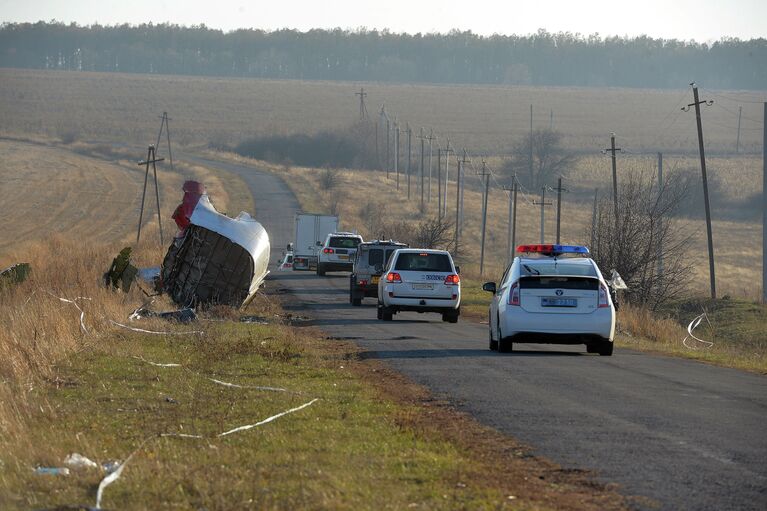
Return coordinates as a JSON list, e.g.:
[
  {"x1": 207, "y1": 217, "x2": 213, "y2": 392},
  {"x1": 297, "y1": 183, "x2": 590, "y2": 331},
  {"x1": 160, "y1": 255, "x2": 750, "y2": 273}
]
[{"x1": 1, "y1": 0, "x2": 765, "y2": 42}]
